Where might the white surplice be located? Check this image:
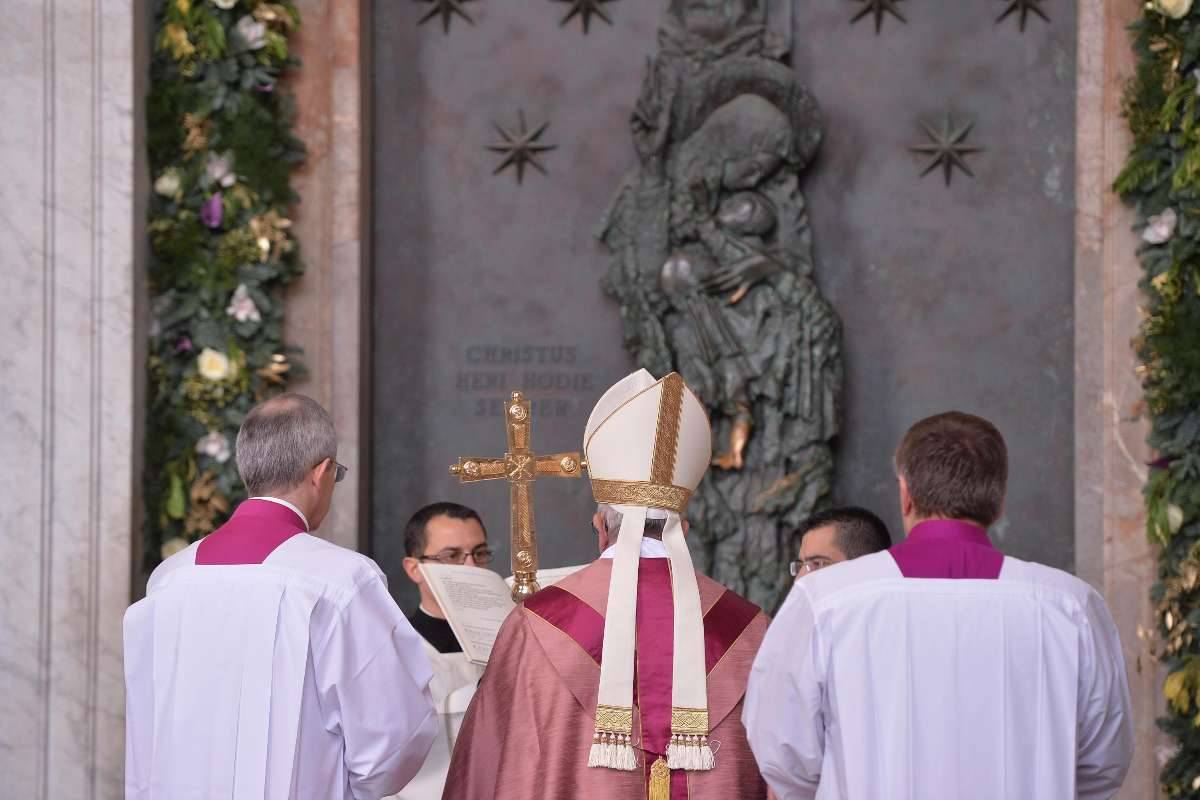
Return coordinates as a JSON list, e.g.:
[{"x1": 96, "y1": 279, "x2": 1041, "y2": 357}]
[
  {"x1": 386, "y1": 643, "x2": 484, "y2": 800},
  {"x1": 743, "y1": 550, "x2": 1134, "y2": 800},
  {"x1": 124, "y1": 534, "x2": 438, "y2": 800}
]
